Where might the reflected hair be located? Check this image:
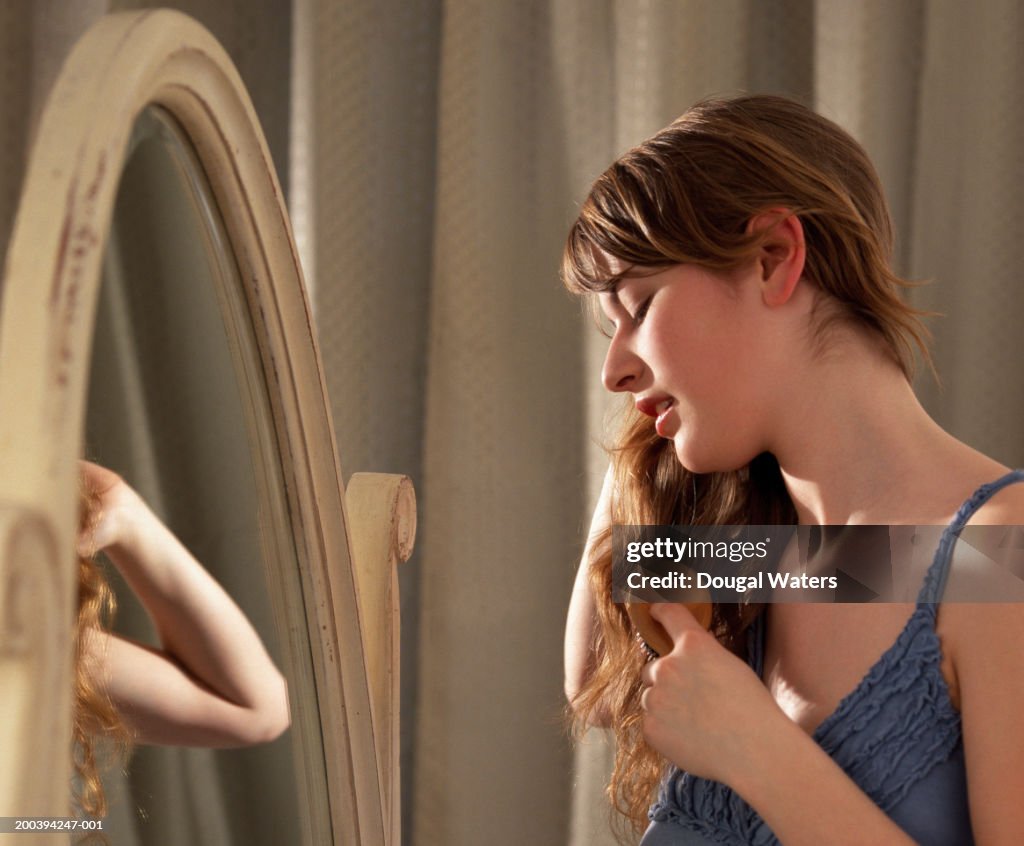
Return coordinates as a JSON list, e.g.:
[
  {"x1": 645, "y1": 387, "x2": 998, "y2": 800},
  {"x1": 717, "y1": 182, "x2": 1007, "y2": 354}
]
[
  {"x1": 74, "y1": 485, "x2": 132, "y2": 829},
  {"x1": 561, "y1": 93, "x2": 932, "y2": 834}
]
